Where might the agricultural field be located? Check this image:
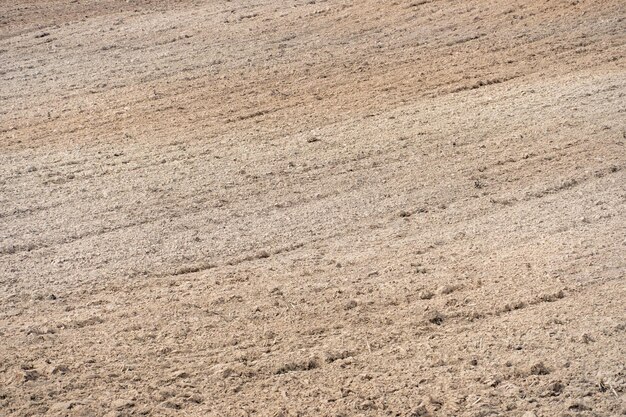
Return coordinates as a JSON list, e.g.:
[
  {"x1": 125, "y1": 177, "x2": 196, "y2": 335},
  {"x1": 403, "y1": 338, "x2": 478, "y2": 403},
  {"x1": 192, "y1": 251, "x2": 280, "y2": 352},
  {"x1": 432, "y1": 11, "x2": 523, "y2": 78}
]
[{"x1": 0, "y1": 0, "x2": 625, "y2": 416}]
